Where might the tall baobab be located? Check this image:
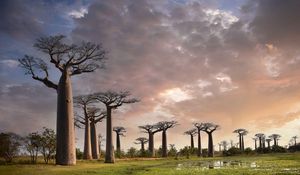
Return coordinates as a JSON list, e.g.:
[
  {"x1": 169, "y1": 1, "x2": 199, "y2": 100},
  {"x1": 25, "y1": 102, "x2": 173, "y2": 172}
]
[
  {"x1": 113, "y1": 126, "x2": 126, "y2": 157},
  {"x1": 292, "y1": 136, "x2": 298, "y2": 146},
  {"x1": 74, "y1": 95, "x2": 97, "y2": 160},
  {"x1": 233, "y1": 129, "x2": 248, "y2": 151},
  {"x1": 194, "y1": 123, "x2": 204, "y2": 157},
  {"x1": 156, "y1": 121, "x2": 178, "y2": 157},
  {"x1": 134, "y1": 137, "x2": 148, "y2": 151},
  {"x1": 255, "y1": 133, "x2": 265, "y2": 148},
  {"x1": 269, "y1": 134, "x2": 281, "y2": 146},
  {"x1": 184, "y1": 129, "x2": 197, "y2": 149},
  {"x1": 89, "y1": 108, "x2": 106, "y2": 159},
  {"x1": 94, "y1": 91, "x2": 139, "y2": 163},
  {"x1": 266, "y1": 138, "x2": 272, "y2": 148},
  {"x1": 252, "y1": 137, "x2": 258, "y2": 150},
  {"x1": 19, "y1": 35, "x2": 106, "y2": 165},
  {"x1": 202, "y1": 122, "x2": 219, "y2": 157},
  {"x1": 138, "y1": 124, "x2": 163, "y2": 157}
]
